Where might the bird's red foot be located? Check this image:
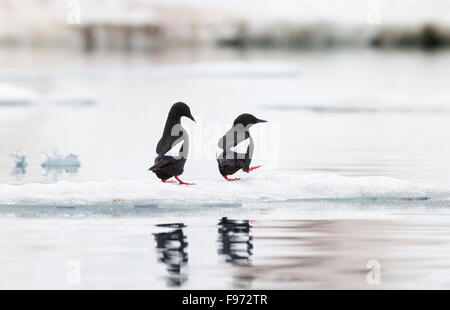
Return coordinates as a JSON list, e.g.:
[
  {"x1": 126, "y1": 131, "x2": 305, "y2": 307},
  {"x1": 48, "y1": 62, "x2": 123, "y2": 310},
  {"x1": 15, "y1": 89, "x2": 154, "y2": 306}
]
[
  {"x1": 162, "y1": 179, "x2": 176, "y2": 183},
  {"x1": 224, "y1": 175, "x2": 241, "y2": 181},
  {"x1": 246, "y1": 165, "x2": 262, "y2": 173},
  {"x1": 174, "y1": 176, "x2": 195, "y2": 185}
]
